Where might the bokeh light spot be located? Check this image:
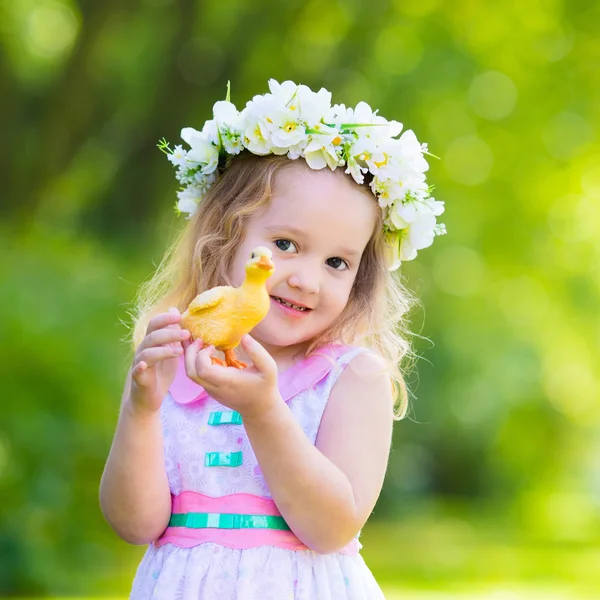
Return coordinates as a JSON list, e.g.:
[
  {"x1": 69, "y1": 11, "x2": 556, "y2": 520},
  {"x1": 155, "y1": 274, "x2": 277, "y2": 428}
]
[
  {"x1": 428, "y1": 100, "x2": 477, "y2": 145},
  {"x1": 444, "y1": 135, "x2": 494, "y2": 186},
  {"x1": 26, "y1": 1, "x2": 79, "y2": 59},
  {"x1": 498, "y1": 276, "x2": 550, "y2": 328},
  {"x1": 530, "y1": 23, "x2": 575, "y2": 63},
  {"x1": 394, "y1": 0, "x2": 441, "y2": 17},
  {"x1": 374, "y1": 26, "x2": 423, "y2": 76},
  {"x1": 545, "y1": 361, "x2": 598, "y2": 421},
  {"x1": 581, "y1": 159, "x2": 600, "y2": 196},
  {"x1": 468, "y1": 71, "x2": 518, "y2": 121},
  {"x1": 433, "y1": 246, "x2": 486, "y2": 297},
  {"x1": 542, "y1": 111, "x2": 594, "y2": 161}
]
